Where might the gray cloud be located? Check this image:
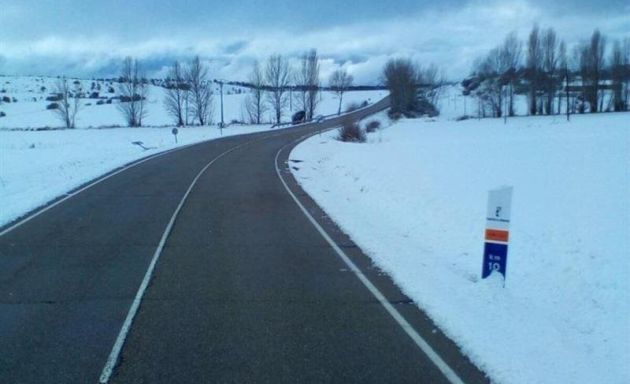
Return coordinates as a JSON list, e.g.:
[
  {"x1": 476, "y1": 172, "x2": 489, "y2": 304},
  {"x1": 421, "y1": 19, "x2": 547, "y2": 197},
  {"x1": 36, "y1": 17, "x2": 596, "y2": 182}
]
[{"x1": 0, "y1": 0, "x2": 628, "y2": 83}]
